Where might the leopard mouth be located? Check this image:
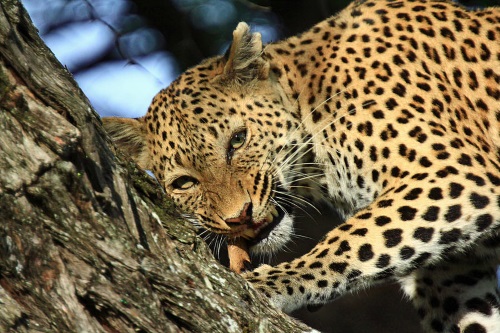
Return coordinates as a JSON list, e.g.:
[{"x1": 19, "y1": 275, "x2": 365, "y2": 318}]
[
  {"x1": 228, "y1": 203, "x2": 287, "y2": 241},
  {"x1": 225, "y1": 183, "x2": 294, "y2": 253},
  {"x1": 246, "y1": 182, "x2": 295, "y2": 249},
  {"x1": 248, "y1": 204, "x2": 287, "y2": 246}
]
